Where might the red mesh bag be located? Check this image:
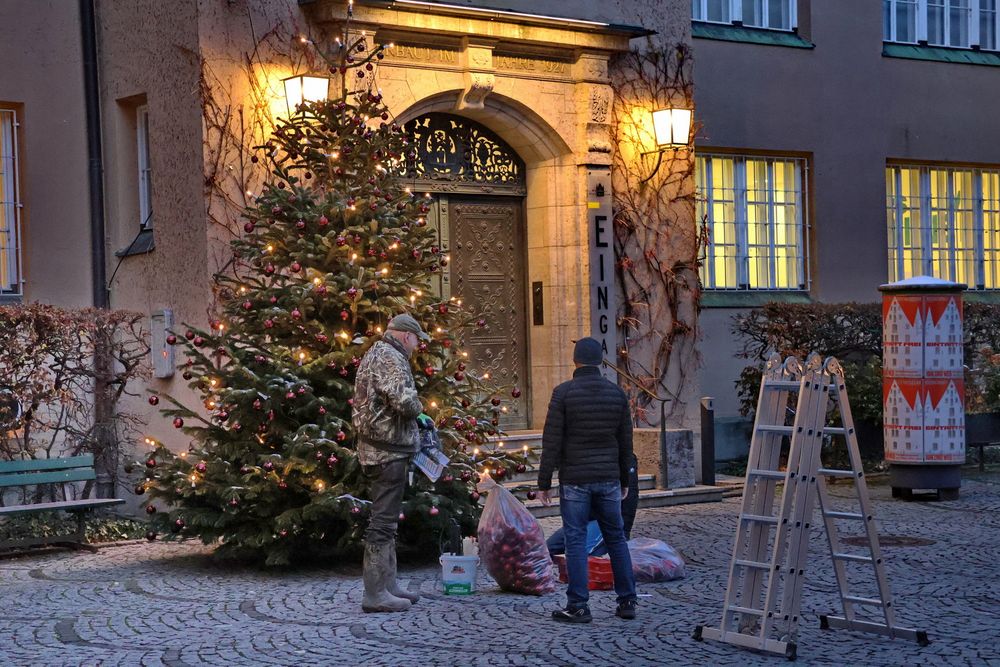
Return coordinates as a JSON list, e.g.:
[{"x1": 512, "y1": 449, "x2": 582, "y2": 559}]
[{"x1": 476, "y1": 475, "x2": 556, "y2": 595}]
